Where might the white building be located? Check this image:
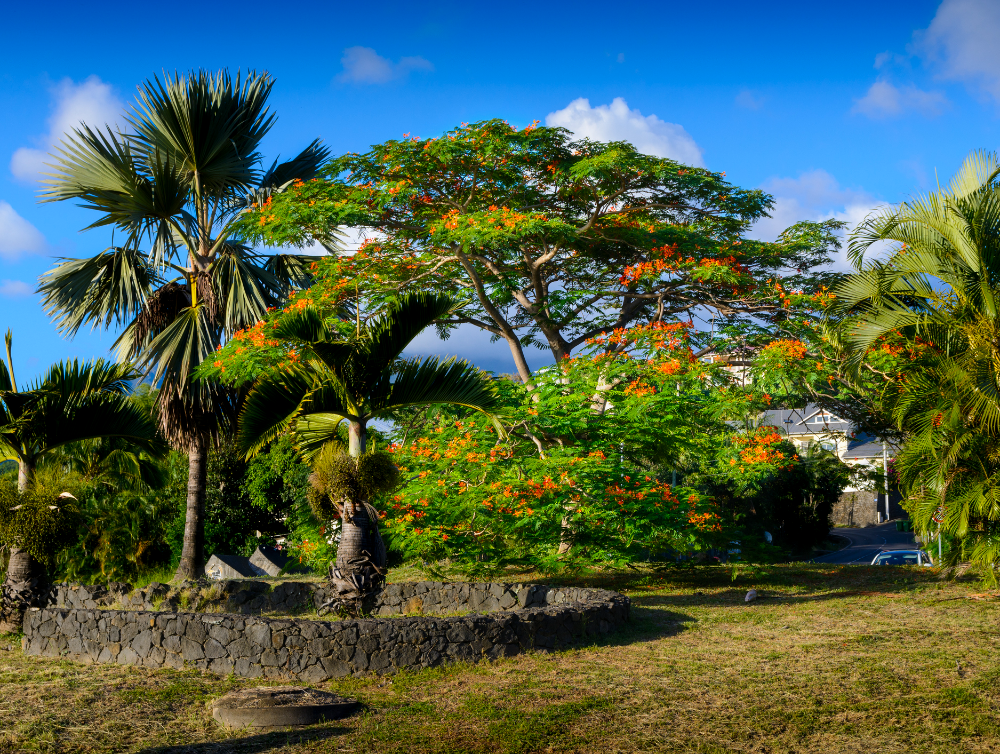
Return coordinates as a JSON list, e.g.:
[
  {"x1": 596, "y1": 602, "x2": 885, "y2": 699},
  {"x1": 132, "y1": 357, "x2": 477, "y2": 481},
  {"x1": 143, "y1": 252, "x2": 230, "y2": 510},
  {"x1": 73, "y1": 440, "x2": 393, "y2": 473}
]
[{"x1": 761, "y1": 404, "x2": 900, "y2": 527}]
